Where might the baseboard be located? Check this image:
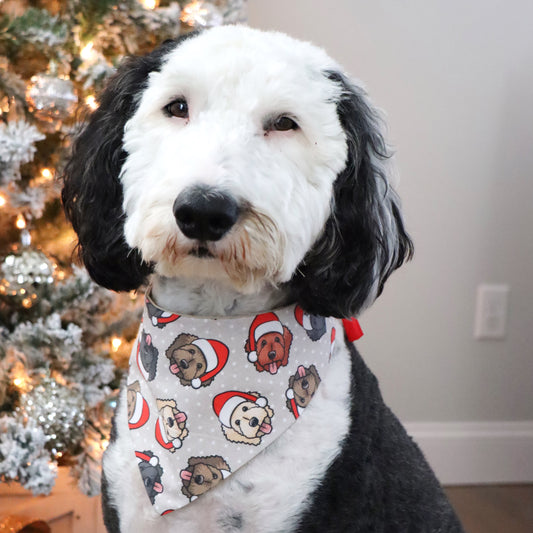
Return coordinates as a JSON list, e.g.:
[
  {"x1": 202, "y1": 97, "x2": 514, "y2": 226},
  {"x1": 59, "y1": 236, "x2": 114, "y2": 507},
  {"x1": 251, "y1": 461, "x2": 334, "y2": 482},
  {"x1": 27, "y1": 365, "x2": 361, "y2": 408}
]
[{"x1": 404, "y1": 421, "x2": 533, "y2": 485}]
